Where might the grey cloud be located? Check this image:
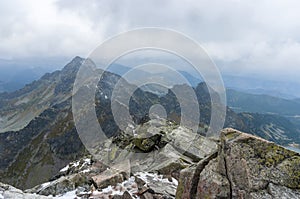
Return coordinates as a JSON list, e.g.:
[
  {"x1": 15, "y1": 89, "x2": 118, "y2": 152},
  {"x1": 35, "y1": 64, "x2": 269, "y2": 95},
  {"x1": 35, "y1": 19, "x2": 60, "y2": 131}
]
[{"x1": 1, "y1": 0, "x2": 300, "y2": 82}]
